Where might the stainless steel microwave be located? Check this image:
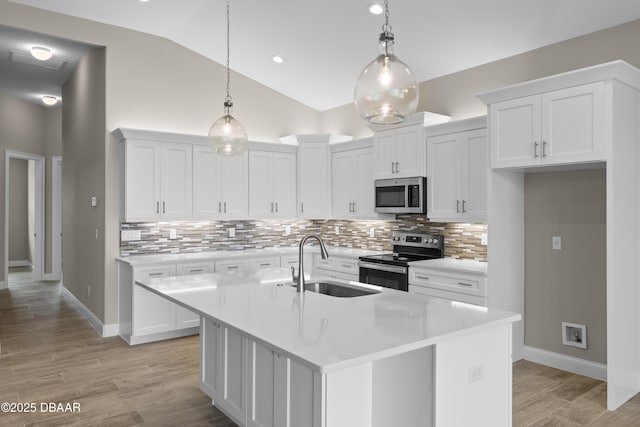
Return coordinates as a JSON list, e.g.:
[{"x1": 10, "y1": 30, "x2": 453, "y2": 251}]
[{"x1": 374, "y1": 177, "x2": 426, "y2": 214}]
